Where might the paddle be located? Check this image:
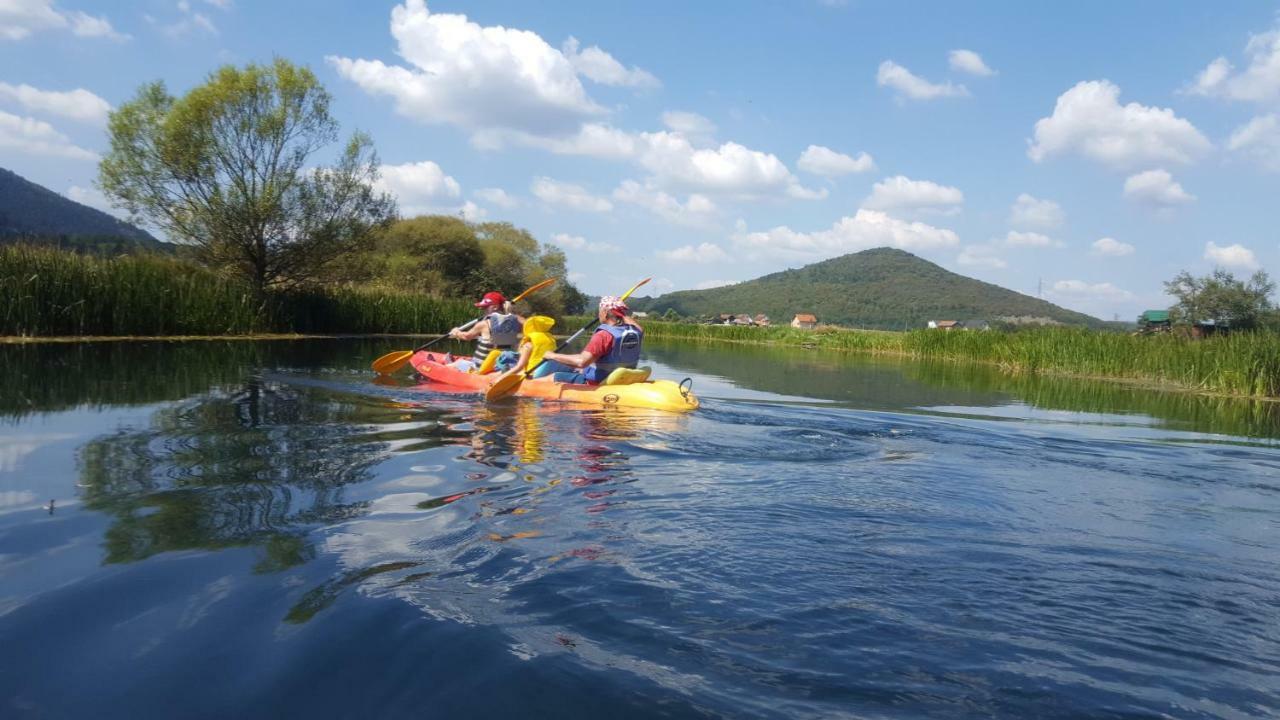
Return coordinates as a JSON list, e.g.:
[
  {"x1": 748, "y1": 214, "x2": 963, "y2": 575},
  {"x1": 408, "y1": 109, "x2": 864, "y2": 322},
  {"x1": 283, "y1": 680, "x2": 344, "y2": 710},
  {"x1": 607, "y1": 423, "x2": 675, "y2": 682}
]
[
  {"x1": 371, "y1": 277, "x2": 557, "y2": 375},
  {"x1": 485, "y1": 277, "x2": 650, "y2": 402}
]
